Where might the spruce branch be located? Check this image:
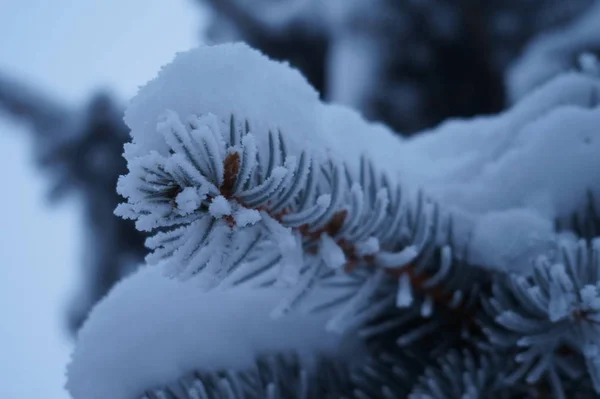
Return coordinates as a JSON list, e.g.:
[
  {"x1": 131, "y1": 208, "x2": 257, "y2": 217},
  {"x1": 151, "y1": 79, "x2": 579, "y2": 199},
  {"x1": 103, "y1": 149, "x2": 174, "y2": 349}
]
[
  {"x1": 116, "y1": 110, "x2": 436, "y2": 312},
  {"x1": 117, "y1": 107, "x2": 556, "y2": 399},
  {"x1": 140, "y1": 352, "x2": 352, "y2": 399},
  {"x1": 483, "y1": 238, "x2": 600, "y2": 397},
  {"x1": 342, "y1": 191, "x2": 600, "y2": 399},
  {"x1": 116, "y1": 107, "x2": 504, "y2": 361},
  {"x1": 350, "y1": 349, "x2": 424, "y2": 399},
  {"x1": 358, "y1": 211, "x2": 490, "y2": 347},
  {"x1": 408, "y1": 349, "x2": 512, "y2": 399},
  {"x1": 330, "y1": 237, "x2": 494, "y2": 398}
]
